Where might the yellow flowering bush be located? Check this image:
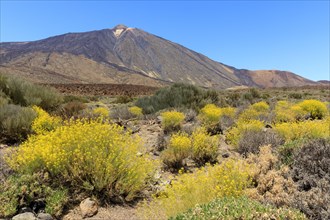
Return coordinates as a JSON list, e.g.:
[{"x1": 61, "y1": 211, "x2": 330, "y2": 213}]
[
  {"x1": 275, "y1": 117, "x2": 330, "y2": 142},
  {"x1": 32, "y1": 106, "x2": 62, "y2": 135},
  {"x1": 199, "y1": 105, "x2": 236, "y2": 132},
  {"x1": 274, "y1": 101, "x2": 296, "y2": 123},
  {"x1": 199, "y1": 104, "x2": 222, "y2": 126},
  {"x1": 191, "y1": 127, "x2": 219, "y2": 165},
  {"x1": 161, "y1": 111, "x2": 185, "y2": 131},
  {"x1": 139, "y1": 159, "x2": 253, "y2": 219},
  {"x1": 226, "y1": 120, "x2": 264, "y2": 147},
  {"x1": 238, "y1": 101, "x2": 269, "y2": 122},
  {"x1": 161, "y1": 132, "x2": 191, "y2": 169},
  {"x1": 220, "y1": 107, "x2": 236, "y2": 118},
  {"x1": 92, "y1": 106, "x2": 109, "y2": 118},
  {"x1": 8, "y1": 119, "x2": 157, "y2": 201},
  {"x1": 297, "y1": 99, "x2": 328, "y2": 119},
  {"x1": 274, "y1": 101, "x2": 307, "y2": 123},
  {"x1": 251, "y1": 101, "x2": 269, "y2": 112},
  {"x1": 128, "y1": 106, "x2": 143, "y2": 117}
]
